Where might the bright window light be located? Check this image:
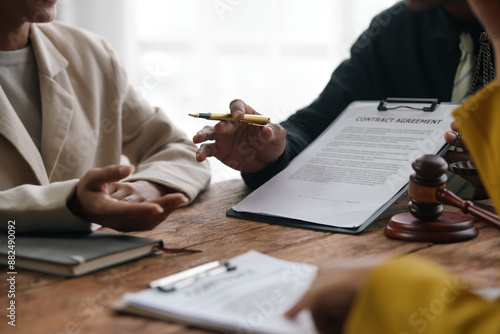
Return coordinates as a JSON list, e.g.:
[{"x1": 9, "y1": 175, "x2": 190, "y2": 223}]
[{"x1": 57, "y1": 0, "x2": 399, "y2": 183}]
